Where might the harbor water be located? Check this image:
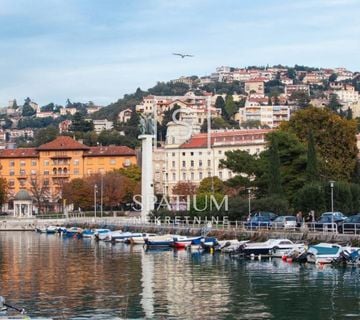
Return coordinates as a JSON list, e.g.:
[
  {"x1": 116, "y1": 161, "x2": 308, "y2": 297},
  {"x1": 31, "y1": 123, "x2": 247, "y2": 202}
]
[{"x1": 1, "y1": 231, "x2": 360, "y2": 319}]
